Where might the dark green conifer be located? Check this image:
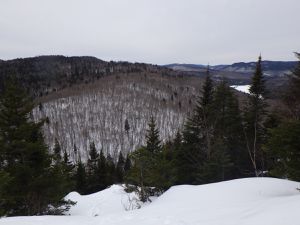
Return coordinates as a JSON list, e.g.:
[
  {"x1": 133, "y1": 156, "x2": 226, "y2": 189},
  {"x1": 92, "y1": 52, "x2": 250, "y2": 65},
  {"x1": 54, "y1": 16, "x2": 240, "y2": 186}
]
[
  {"x1": 86, "y1": 141, "x2": 100, "y2": 193},
  {"x1": 145, "y1": 117, "x2": 161, "y2": 154},
  {"x1": 75, "y1": 160, "x2": 87, "y2": 194},
  {"x1": 0, "y1": 81, "x2": 72, "y2": 215},
  {"x1": 53, "y1": 138, "x2": 62, "y2": 161},
  {"x1": 243, "y1": 55, "x2": 267, "y2": 176},
  {"x1": 179, "y1": 68, "x2": 214, "y2": 184},
  {"x1": 115, "y1": 152, "x2": 125, "y2": 183}
]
